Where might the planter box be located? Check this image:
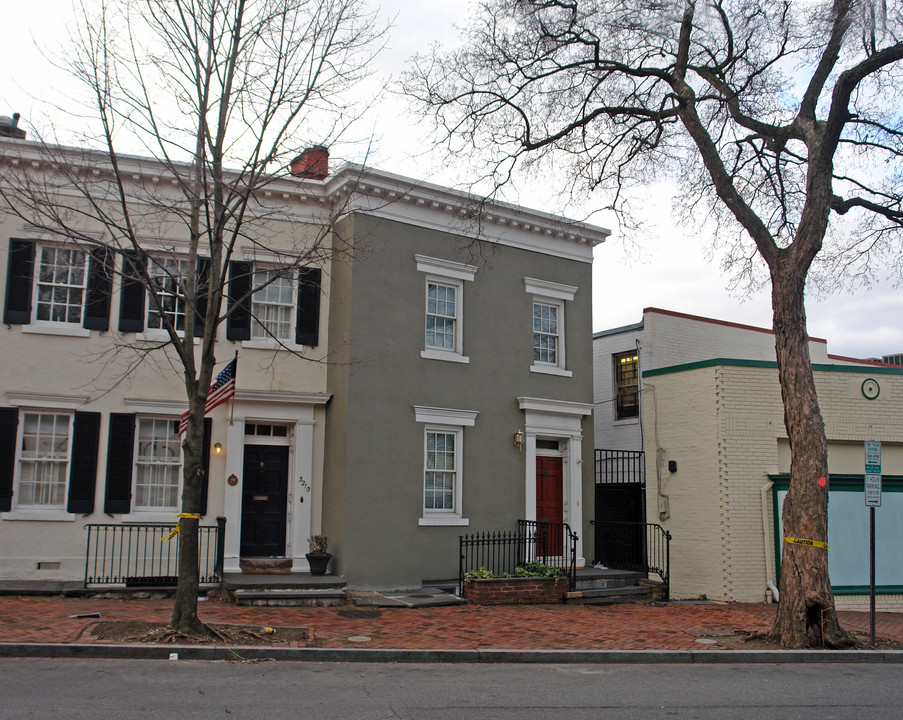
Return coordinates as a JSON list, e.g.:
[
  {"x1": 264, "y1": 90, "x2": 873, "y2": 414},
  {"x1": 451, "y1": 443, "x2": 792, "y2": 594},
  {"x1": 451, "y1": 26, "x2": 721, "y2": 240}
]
[{"x1": 463, "y1": 576, "x2": 567, "y2": 605}]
